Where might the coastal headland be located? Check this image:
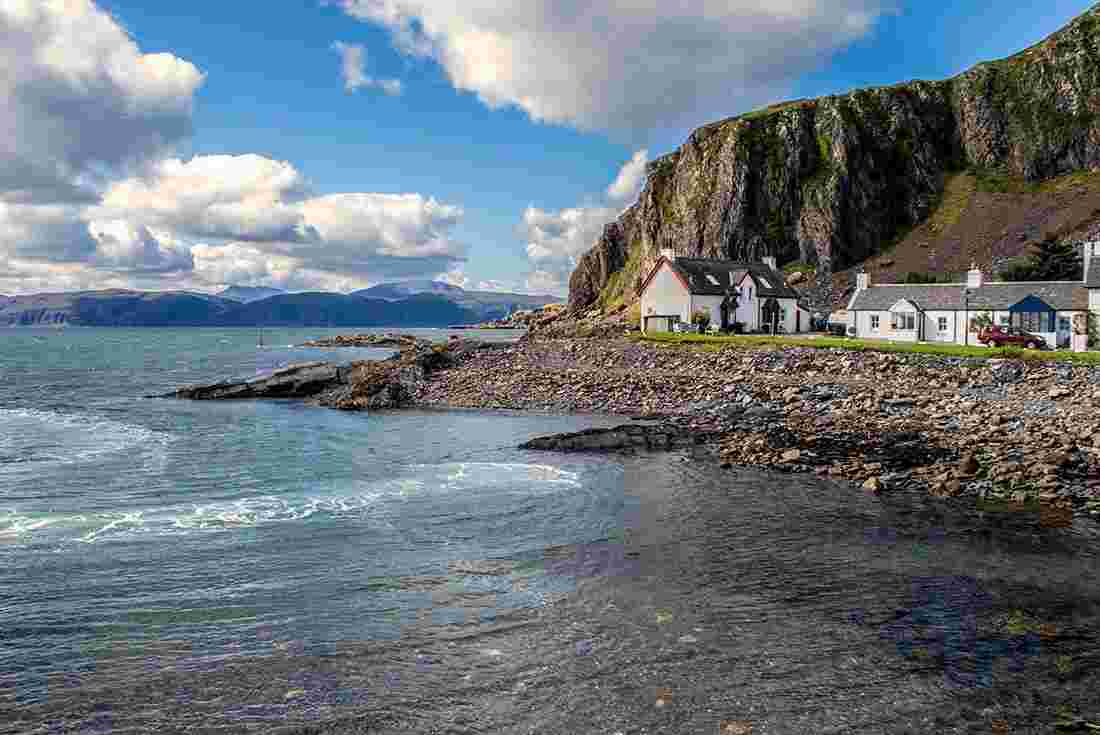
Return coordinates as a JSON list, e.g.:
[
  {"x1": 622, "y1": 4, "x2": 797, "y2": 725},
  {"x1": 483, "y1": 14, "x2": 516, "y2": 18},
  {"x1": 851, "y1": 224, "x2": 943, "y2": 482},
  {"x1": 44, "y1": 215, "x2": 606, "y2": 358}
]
[{"x1": 167, "y1": 329, "x2": 1100, "y2": 521}]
